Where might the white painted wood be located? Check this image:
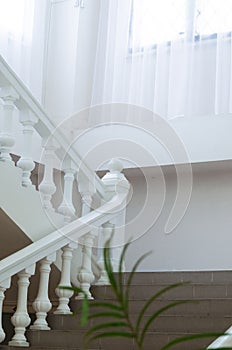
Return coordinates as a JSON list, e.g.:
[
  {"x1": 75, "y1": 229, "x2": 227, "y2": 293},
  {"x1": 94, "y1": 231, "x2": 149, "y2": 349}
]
[
  {"x1": 0, "y1": 191, "x2": 128, "y2": 284},
  {"x1": 110, "y1": 209, "x2": 127, "y2": 272},
  {"x1": 54, "y1": 243, "x2": 77, "y2": 314},
  {"x1": 0, "y1": 86, "x2": 19, "y2": 163},
  {"x1": 9, "y1": 265, "x2": 35, "y2": 347},
  {"x1": 96, "y1": 222, "x2": 114, "y2": 286},
  {"x1": 0, "y1": 278, "x2": 11, "y2": 343},
  {"x1": 80, "y1": 191, "x2": 92, "y2": 216},
  {"x1": 39, "y1": 139, "x2": 57, "y2": 210},
  {"x1": 0, "y1": 57, "x2": 131, "y2": 344},
  {"x1": 207, "y1": 325, "x2": 232, "y2": 348},
  {"x1": 58, "y1": 157, "x2": 76, "y2": 222},
  {"x1": 0, "y1": 161, "x2": 64, "y2": 243},
  {"x1": 96, "y1": 159, "x2": 130, "y2": 285},
  {"x1": 0, "y1": 55, "x2": 106, "y2": 198},
  {"x1": 77, "y1": 169, "x2": 95, "y2": 215},
  {"x1": 76, "y1": 174, "x2": 95, "y2": 297},
  {"x1": 77, "y1": 233, "x2": 95, "y2": 299},
  {"x1": 101, "y1": 158, "x2": 130, "y2": 200},
  {"x1": 30, "y1": 253, "x2": 56, "y2": 330},
  {"x1": 17, "y1": 110, "x2": 38, "y2": 186},
  {"x1": 0, "y1": 288, "x2": 6, "y2": 343}
]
